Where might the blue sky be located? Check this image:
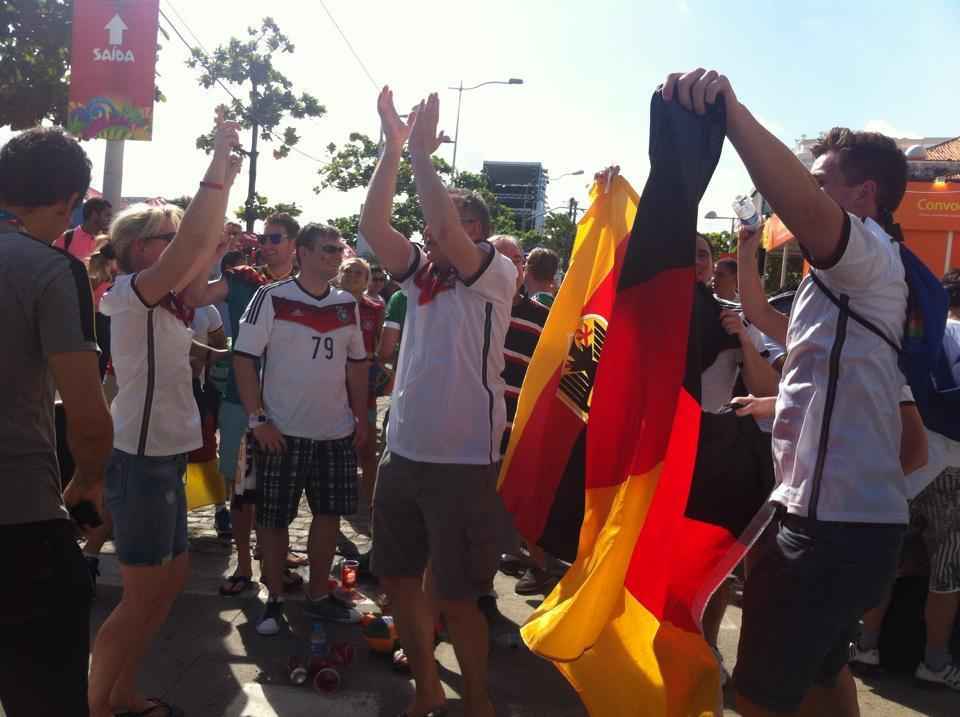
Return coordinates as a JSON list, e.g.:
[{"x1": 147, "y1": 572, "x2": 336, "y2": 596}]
[{"x1": 12, "y1": 0, "x2": 958, "y2": 232}]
